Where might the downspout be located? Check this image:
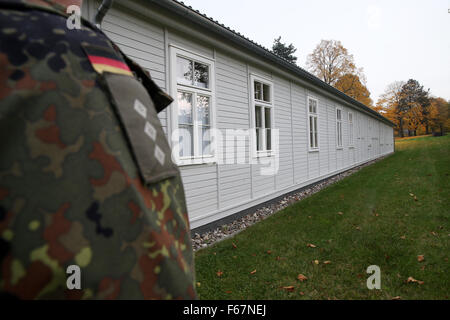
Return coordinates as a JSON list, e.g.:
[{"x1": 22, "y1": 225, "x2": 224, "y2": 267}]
[{"x1": 93, "y1": 0, "x2": 114, "y2": 28}]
